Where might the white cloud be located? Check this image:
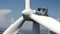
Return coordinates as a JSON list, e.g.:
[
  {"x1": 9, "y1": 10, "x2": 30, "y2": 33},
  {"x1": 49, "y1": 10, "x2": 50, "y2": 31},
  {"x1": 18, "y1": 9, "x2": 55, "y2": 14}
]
[
  {"x1": 0, "y1": 9, "x2": 11, "y2": 15},
  {"x1": 0, "y1": 9, "x2": 11, "y2": 23}
]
